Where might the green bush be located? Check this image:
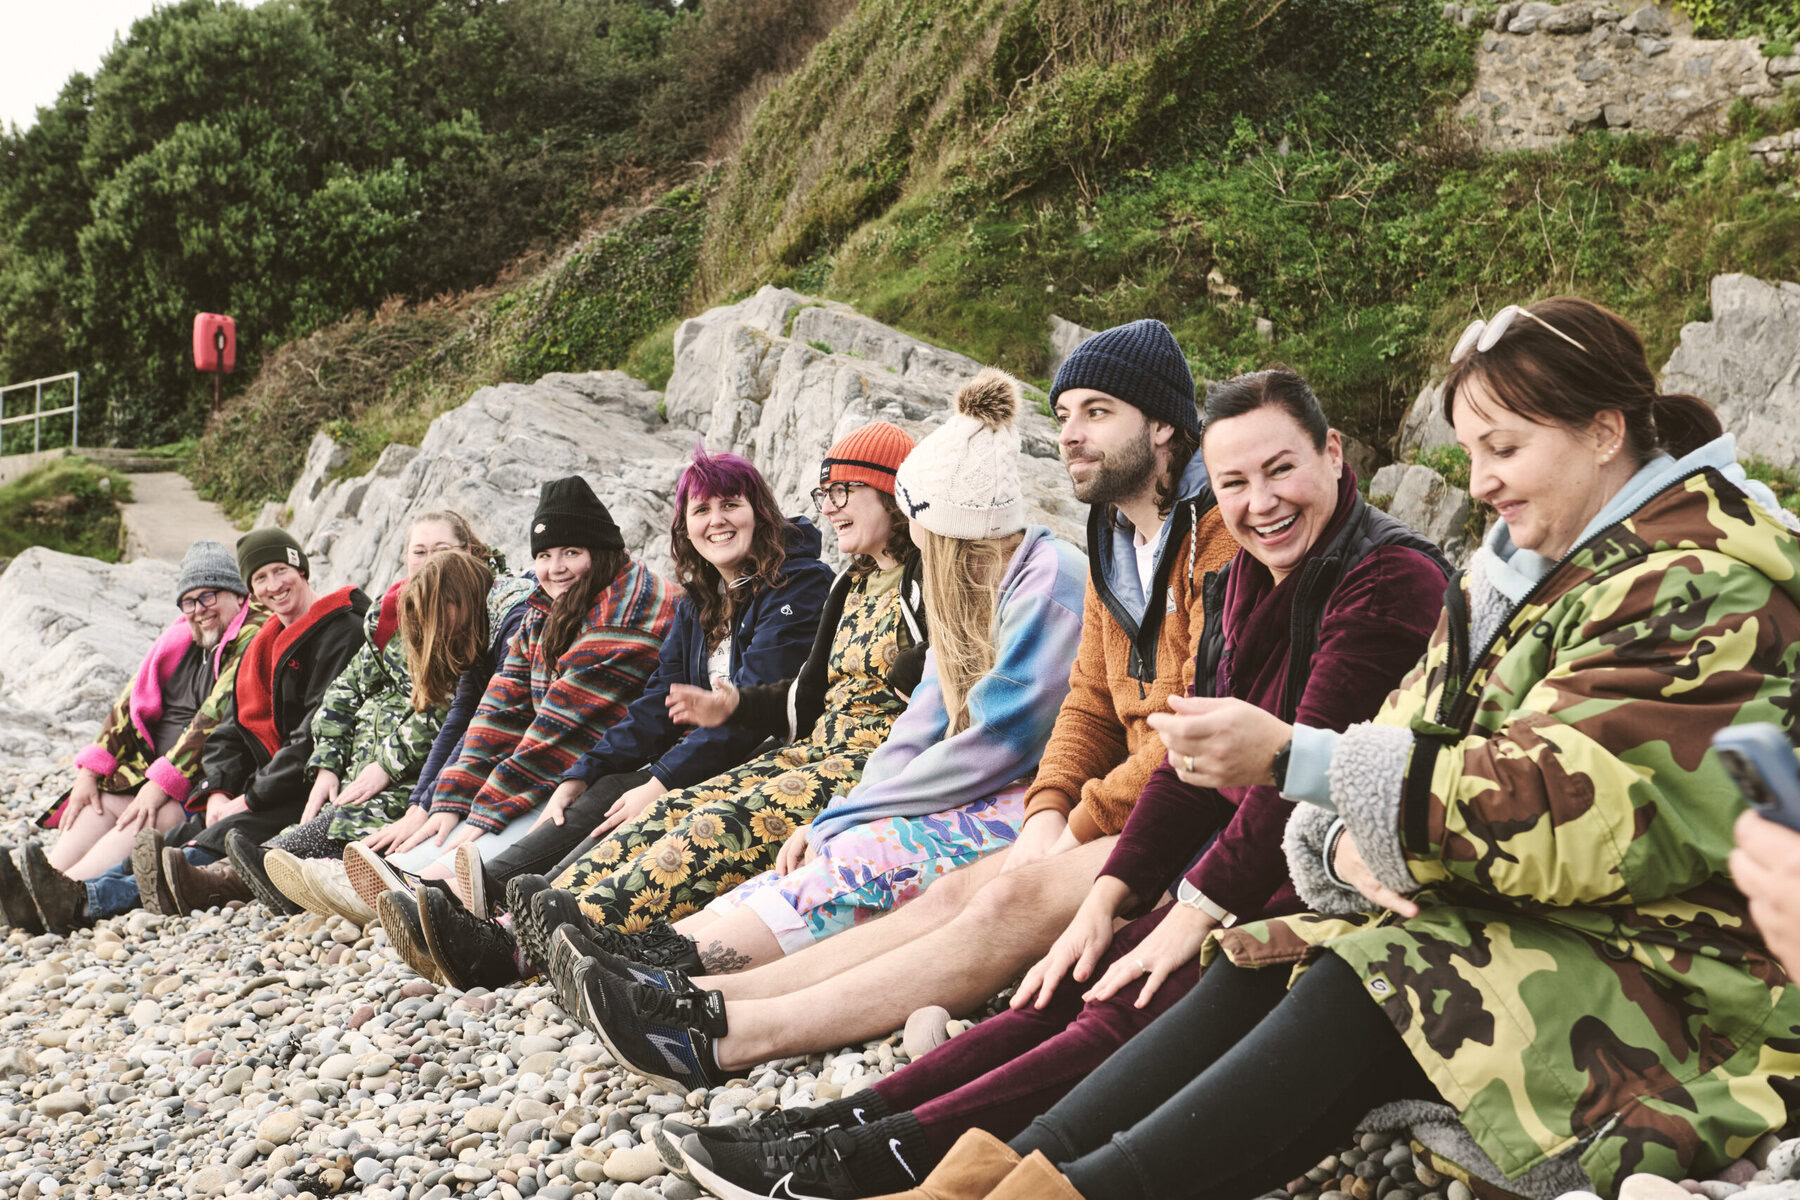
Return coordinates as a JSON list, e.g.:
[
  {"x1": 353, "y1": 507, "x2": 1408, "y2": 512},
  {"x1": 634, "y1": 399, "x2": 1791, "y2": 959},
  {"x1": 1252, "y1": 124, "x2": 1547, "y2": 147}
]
[{"x1": 0, "y1": 457, "x2": 132, "y2": 561}]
